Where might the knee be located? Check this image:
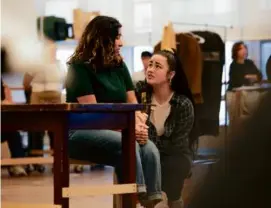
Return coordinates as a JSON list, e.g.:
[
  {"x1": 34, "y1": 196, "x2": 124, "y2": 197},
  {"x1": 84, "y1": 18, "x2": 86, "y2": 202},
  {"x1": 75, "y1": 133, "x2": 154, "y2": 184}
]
[{"x1": 141, "y1": 140, "x2": 160, "y2": 160}]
